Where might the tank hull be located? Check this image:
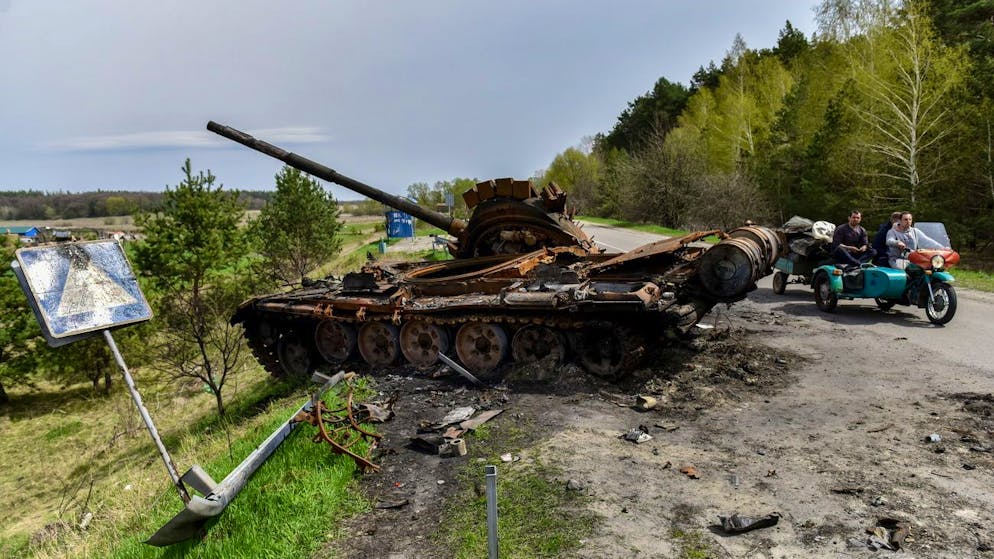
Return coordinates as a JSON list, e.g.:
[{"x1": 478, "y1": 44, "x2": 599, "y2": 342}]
[{"x1": 235, "y1": 231, "x2": 779, "y2": 379}]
